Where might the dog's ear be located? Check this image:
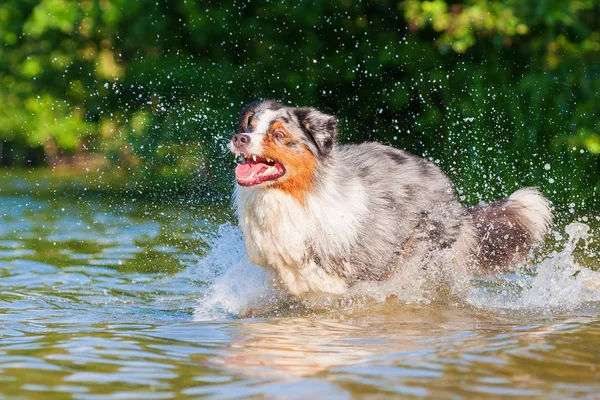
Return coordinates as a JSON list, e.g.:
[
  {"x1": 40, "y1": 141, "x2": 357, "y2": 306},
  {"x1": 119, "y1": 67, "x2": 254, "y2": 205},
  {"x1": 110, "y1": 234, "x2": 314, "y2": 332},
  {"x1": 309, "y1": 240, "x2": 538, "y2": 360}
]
[{"x1": 294, "y1": 107, "x2": 338, "y2": 155}]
